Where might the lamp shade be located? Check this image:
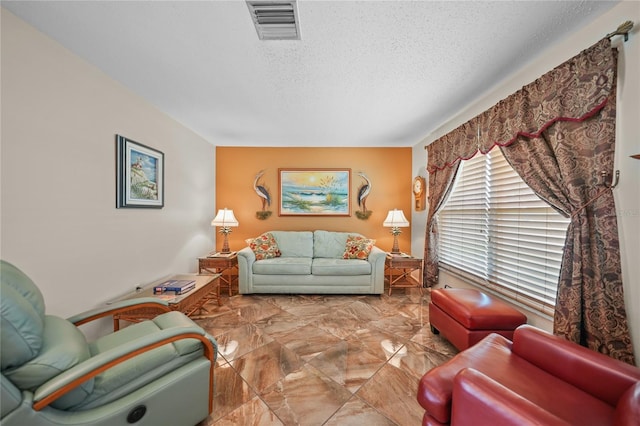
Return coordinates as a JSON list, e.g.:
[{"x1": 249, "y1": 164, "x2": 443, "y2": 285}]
[
  {"x1": 383, "y1": 209, "x2": 409, "y2": 227},
  {"x1": 211, "y1": 208, "x2": 239, "y2": 227}
]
